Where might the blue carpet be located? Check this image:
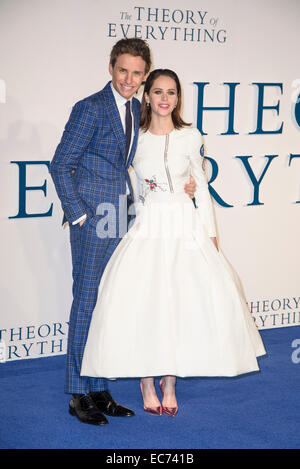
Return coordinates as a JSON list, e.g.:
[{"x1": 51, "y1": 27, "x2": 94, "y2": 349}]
[{"x1": 0, "y1": 326, "x2": 299, "y2": 449}]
